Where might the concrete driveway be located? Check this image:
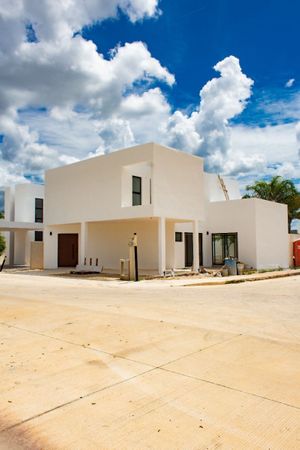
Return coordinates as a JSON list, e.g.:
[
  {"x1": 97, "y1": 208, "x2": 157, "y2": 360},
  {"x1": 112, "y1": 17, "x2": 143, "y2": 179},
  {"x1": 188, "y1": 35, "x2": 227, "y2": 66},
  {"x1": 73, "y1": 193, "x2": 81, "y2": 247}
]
[{"x1": 0, "y1": 273, "x2": 299, "y2": 449}]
